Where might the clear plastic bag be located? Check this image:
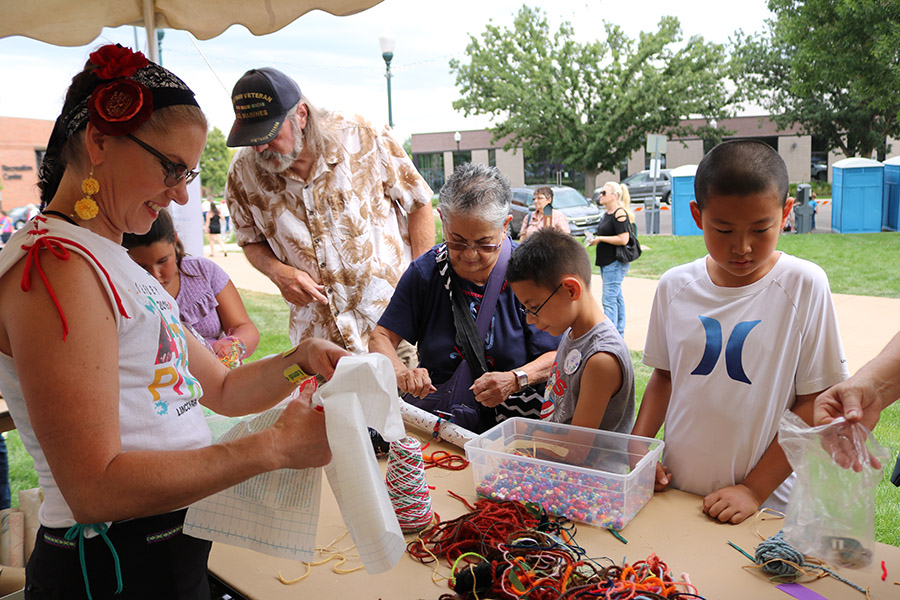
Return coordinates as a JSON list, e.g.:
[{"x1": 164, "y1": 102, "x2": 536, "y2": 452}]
[{"x1": 778, "y1": 411, "x2": 889, "y2": 568}]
